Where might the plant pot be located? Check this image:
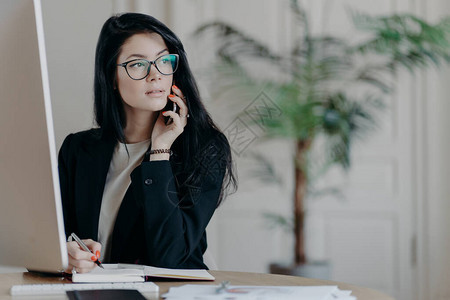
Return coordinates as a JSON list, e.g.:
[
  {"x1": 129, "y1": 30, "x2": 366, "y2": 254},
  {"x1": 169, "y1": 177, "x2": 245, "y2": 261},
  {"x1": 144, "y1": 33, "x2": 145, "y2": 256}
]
[{"x1": 269, "y1": 261, "x2": 331, "y2": 280}]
